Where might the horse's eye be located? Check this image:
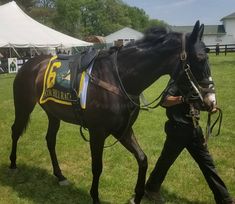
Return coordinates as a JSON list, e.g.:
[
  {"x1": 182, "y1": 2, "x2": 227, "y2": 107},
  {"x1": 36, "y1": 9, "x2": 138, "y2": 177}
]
[{"x1": 196, "y1": 53, "x2": 205, "y2": 62}]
